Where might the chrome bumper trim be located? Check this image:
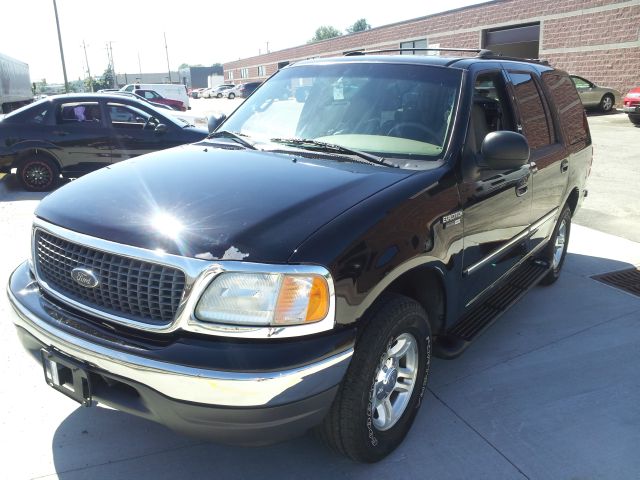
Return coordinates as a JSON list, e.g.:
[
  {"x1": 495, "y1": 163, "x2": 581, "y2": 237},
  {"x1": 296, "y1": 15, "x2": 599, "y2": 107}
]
[{"x1": 8, "y1": 278, "x2": 352, "y2": 407}]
